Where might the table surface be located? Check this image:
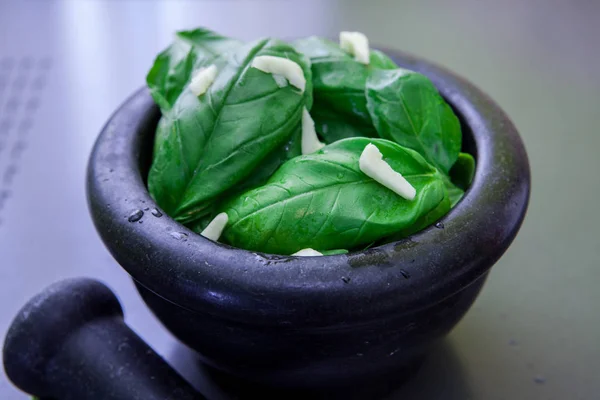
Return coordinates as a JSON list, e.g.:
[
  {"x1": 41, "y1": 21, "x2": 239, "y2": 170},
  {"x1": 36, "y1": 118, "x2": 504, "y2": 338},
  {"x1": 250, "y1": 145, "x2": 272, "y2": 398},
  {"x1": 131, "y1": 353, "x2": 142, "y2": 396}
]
[{"x1": 0, "y1": 0, "x2": 598, "y2": 399}]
